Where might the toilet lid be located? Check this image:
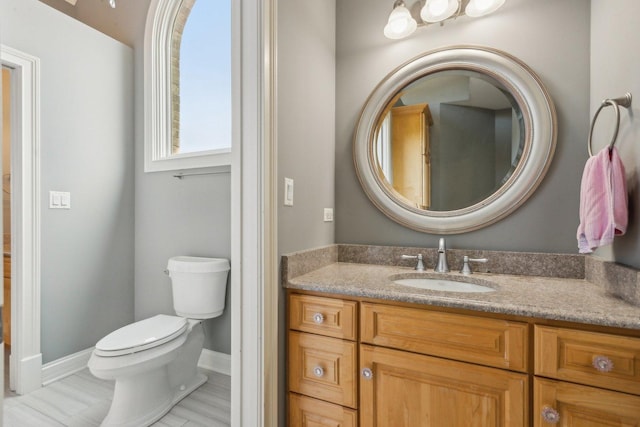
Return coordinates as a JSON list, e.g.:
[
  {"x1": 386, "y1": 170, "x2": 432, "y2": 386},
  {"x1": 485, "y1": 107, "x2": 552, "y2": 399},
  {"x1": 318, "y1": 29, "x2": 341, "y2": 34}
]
[{"x1": 95, "y1": 314, "x2": 188, "y2": 357}]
